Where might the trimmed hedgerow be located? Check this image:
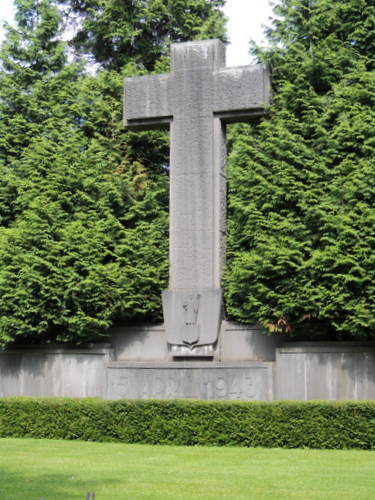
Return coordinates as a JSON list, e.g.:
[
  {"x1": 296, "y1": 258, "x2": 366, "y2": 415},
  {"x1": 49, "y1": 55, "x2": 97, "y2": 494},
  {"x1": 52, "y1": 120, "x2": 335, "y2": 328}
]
[{"x1": 0, "y1": 398, "x2": 374, "y2": 449}]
